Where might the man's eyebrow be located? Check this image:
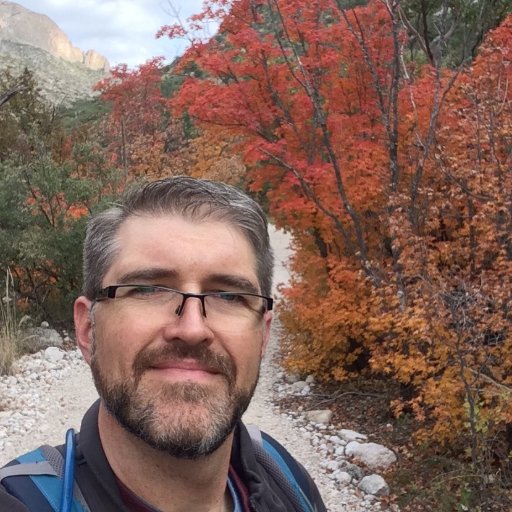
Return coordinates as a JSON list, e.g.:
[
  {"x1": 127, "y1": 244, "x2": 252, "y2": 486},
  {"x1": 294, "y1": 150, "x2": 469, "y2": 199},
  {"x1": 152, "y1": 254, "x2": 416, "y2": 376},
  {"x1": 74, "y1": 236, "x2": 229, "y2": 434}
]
[
  {"x1": 208, "y1": 274, "x2": 260, "y2": 295},
  {"x1": 115, "y1": 268, "x2": 178, "y2": 284},
  {"x1": 112, "y1": 269, "x2": 261, "y2": 294}
]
